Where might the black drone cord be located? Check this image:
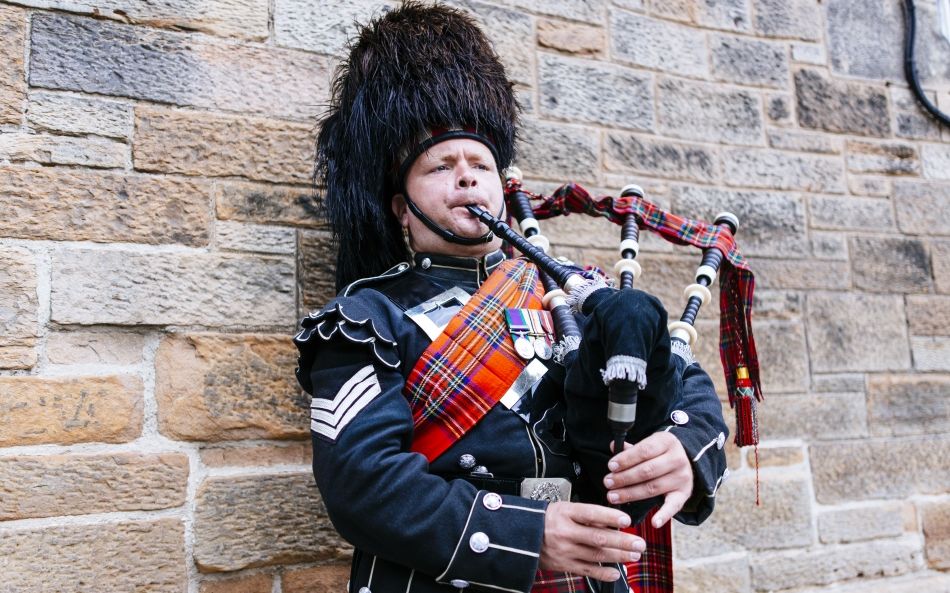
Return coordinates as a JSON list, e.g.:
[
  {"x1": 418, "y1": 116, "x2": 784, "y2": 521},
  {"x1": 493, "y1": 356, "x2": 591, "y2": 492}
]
[{"x1": 903, "y1": 0, "x2": 950, "y2": 128}]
